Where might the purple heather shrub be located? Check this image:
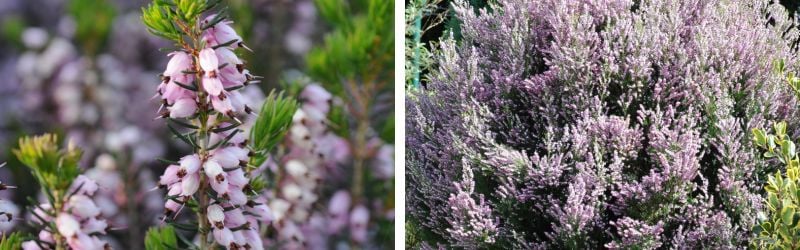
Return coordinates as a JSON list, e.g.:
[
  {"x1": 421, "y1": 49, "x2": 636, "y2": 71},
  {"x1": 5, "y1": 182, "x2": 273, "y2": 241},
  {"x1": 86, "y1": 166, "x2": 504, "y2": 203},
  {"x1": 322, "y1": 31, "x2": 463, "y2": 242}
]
[{"x1": 407, "y1": 0, "x2": 800, "y2": 248}]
